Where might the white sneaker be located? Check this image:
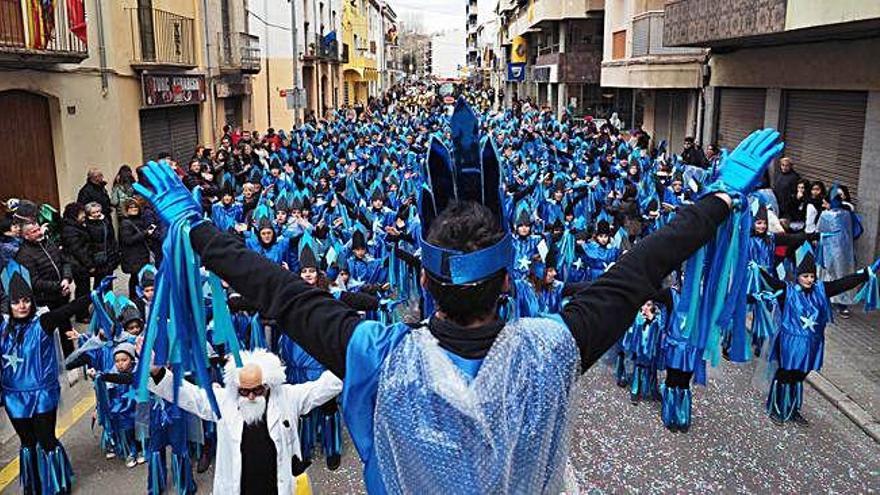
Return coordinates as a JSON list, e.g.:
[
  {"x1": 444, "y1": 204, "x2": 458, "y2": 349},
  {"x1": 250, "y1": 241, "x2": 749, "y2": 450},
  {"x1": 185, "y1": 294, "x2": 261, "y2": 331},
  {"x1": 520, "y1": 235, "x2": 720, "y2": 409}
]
[
  {"x1": 105, "y1": 452, "x2": 116, "y2": 459},
  {"x1": 137, "y1": 455, "x2": 146, "y2": 465},
  {"x1": 126, "y1": 457, "x2": 137, "y2": 468}
]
